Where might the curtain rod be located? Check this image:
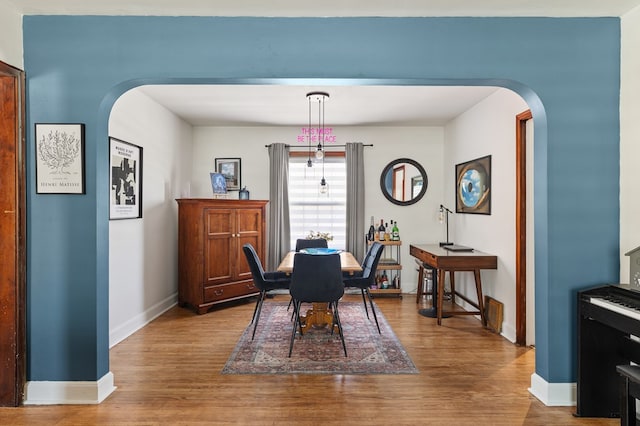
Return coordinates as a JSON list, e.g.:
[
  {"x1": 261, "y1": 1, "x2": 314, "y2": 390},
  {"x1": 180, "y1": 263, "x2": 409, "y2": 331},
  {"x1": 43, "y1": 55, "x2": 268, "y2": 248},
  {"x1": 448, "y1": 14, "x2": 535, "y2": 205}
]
[{"x1": 264, "y1": 143, "x2": 373, "y2": 148}]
